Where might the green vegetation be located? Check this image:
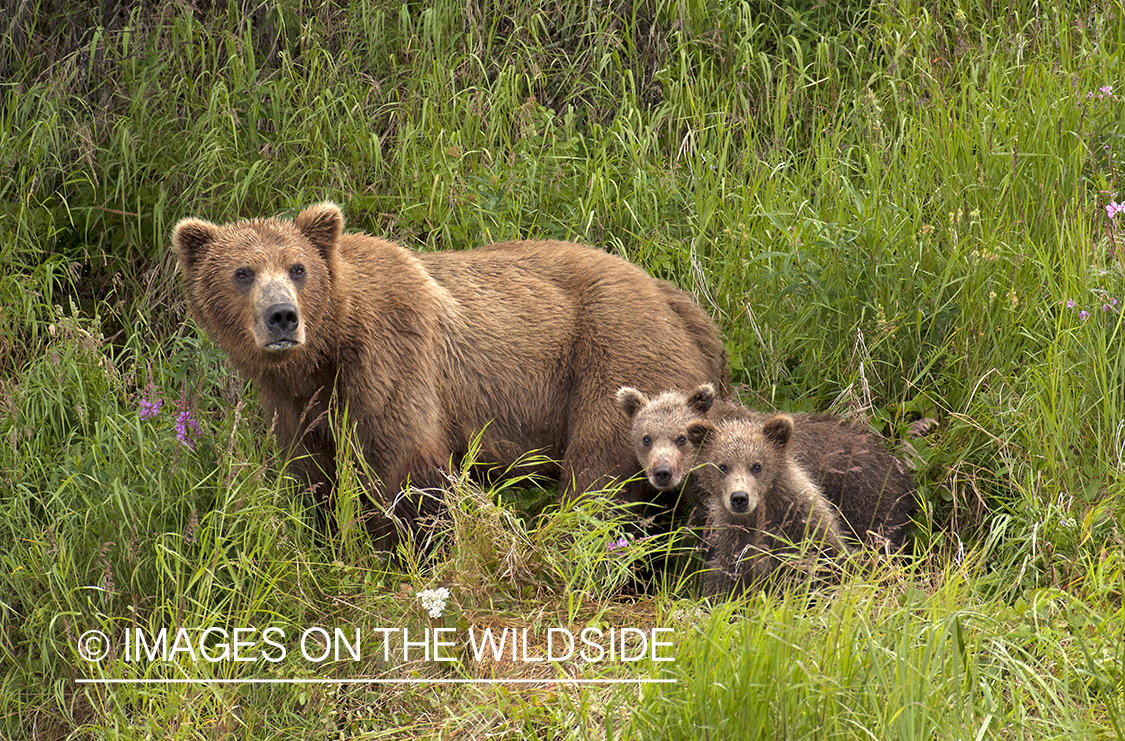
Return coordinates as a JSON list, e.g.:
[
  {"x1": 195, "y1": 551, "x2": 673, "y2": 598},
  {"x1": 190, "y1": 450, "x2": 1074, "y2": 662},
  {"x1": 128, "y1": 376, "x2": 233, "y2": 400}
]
[{"x1": 2, "y1": 0, "x2": 1123, "y2": 737}]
